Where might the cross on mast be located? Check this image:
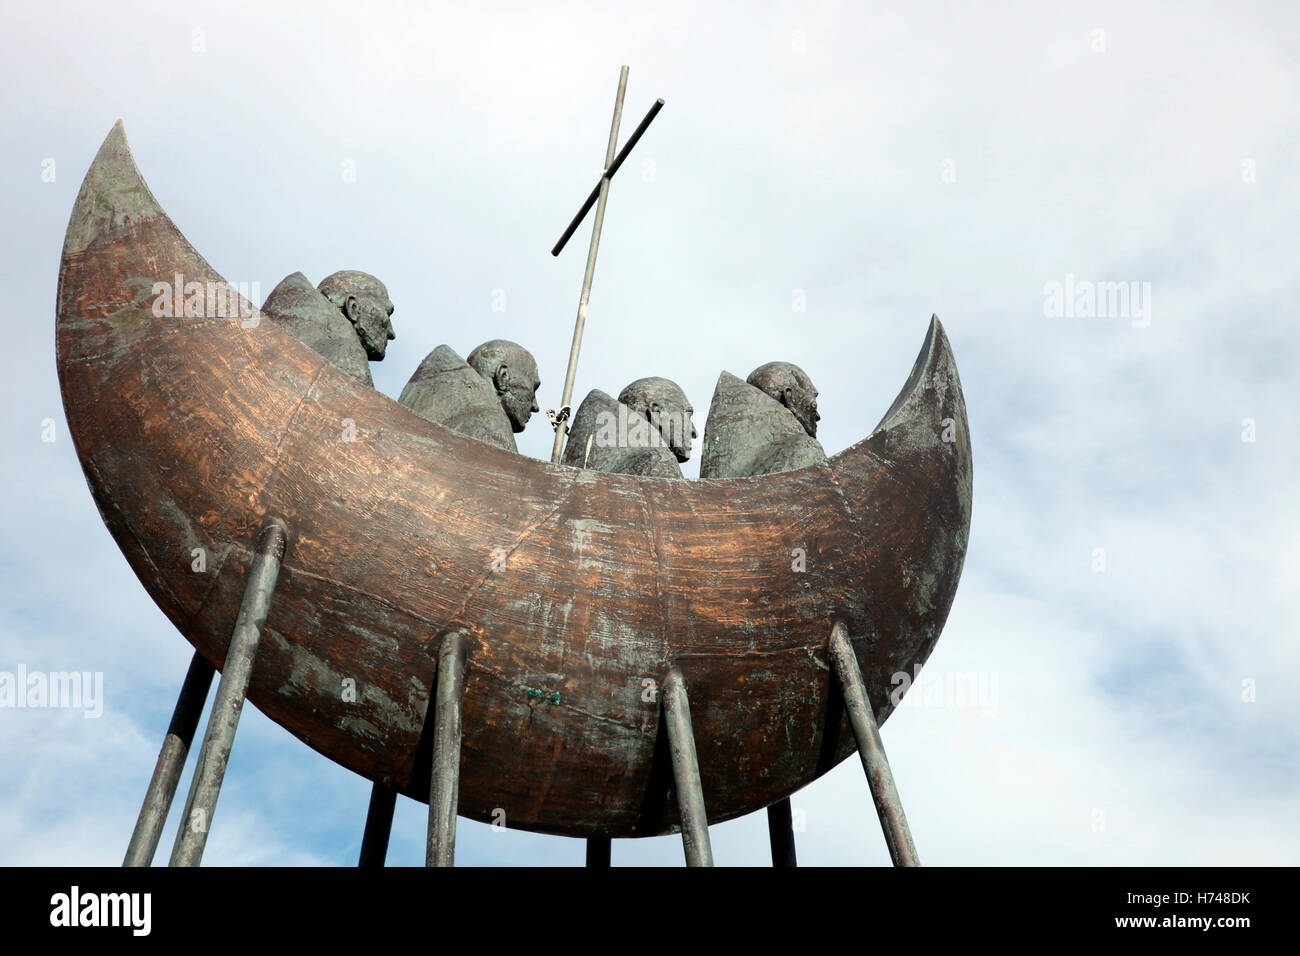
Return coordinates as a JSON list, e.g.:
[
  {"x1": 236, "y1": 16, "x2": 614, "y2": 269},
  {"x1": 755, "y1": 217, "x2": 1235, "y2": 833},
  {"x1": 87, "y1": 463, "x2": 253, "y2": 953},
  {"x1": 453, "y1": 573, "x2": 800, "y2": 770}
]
[{"x1": 548, "y1": 65, "x2": 664, "y2": 463}]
